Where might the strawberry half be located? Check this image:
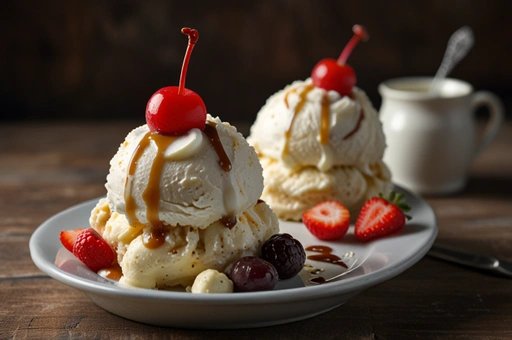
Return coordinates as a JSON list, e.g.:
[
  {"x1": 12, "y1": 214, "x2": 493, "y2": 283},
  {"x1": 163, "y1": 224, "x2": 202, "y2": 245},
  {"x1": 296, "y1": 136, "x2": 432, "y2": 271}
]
[
  {"x1": 302, "y1": 201, "x2": 350, "y2": 240},
  {"x1": 72, "y1": 228, "x2": 115, "y2": 272},
  {"x1": 59, "y1": 228, "x2": 86, "y2": 252},
  {"x1": 355, "y1": 191, "x2": 411, "y2": 242}
]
